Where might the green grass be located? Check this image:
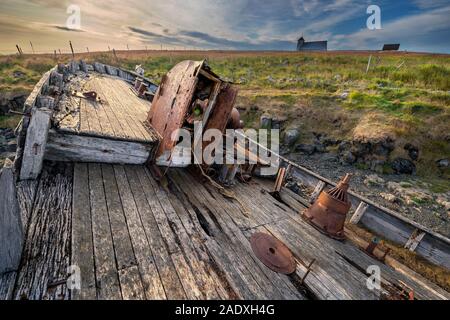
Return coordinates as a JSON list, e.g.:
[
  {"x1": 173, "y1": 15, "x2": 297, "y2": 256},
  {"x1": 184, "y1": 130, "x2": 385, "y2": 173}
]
[
  {"x1": 0, "y1": 51, "x2": 449, "y2": 186},
  {"x1": 0, "y1": 115, "x2": 21, "y2": 129}
]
